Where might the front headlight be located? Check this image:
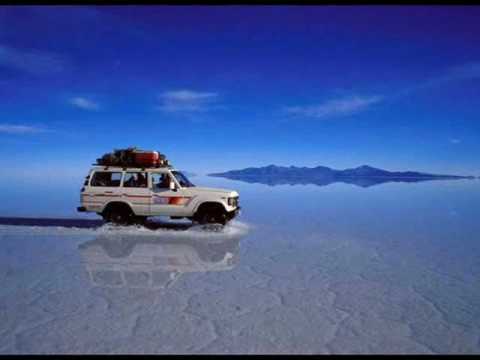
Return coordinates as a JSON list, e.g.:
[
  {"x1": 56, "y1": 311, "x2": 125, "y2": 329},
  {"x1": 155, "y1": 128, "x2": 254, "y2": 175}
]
[{"x1": 228, "y1": 197, "x2": 239, "y2": 207}]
